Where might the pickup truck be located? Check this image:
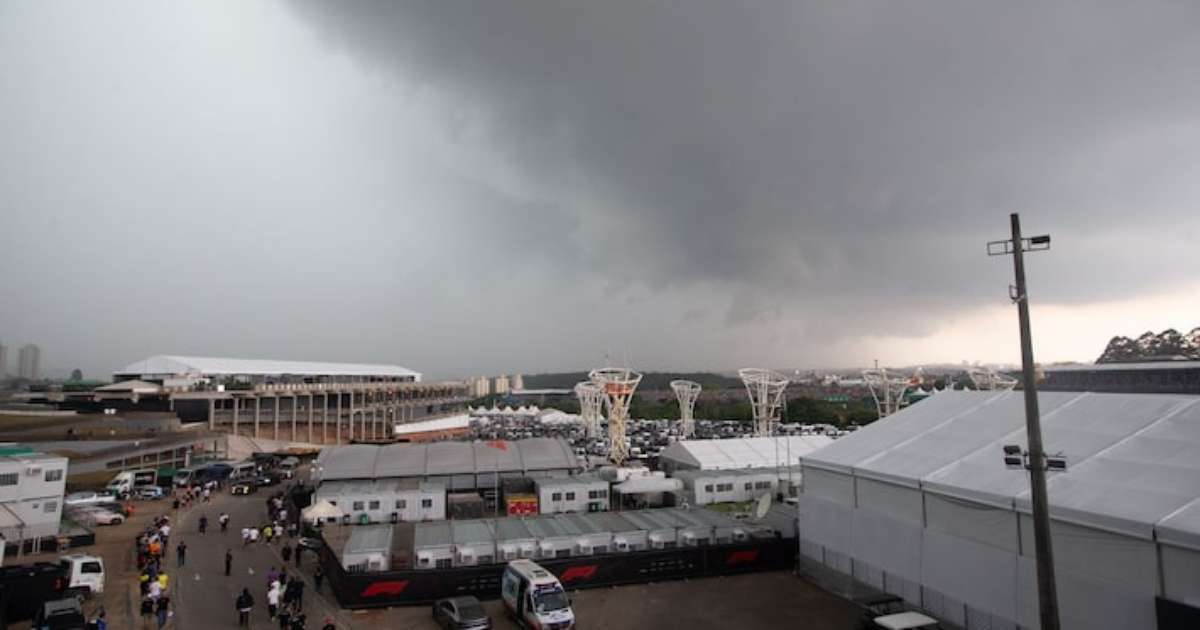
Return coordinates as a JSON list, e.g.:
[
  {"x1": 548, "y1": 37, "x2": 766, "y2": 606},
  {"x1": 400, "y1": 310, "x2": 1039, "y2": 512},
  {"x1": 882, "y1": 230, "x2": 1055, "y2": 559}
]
[{"x1": 0, "y1": 555, "x2": 105, "y2": 624}]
